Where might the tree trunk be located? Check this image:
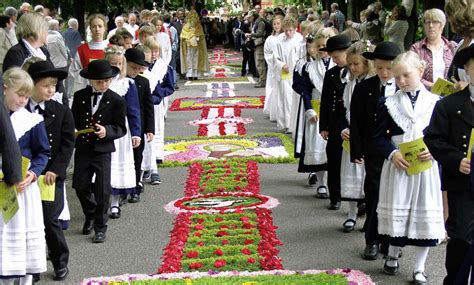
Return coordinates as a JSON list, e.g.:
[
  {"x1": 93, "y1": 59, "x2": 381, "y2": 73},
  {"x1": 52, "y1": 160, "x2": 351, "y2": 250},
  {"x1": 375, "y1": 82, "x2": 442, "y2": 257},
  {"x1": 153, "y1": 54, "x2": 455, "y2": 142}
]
[
  {"x1": 347, "y1": 0, "x2": 354, "y2": 20},
  {"x1": 74, "y1": 0, "x2": 86, "y2": 39}
]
